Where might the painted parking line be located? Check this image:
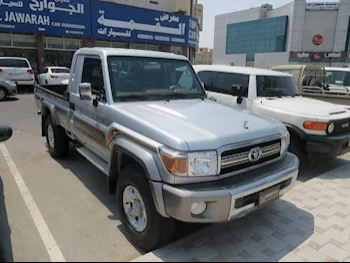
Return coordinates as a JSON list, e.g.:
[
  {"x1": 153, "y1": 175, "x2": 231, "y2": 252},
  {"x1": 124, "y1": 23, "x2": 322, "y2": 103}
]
[{"x1": 0, "y1": 143, "x2": 66, "y2": 262}]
